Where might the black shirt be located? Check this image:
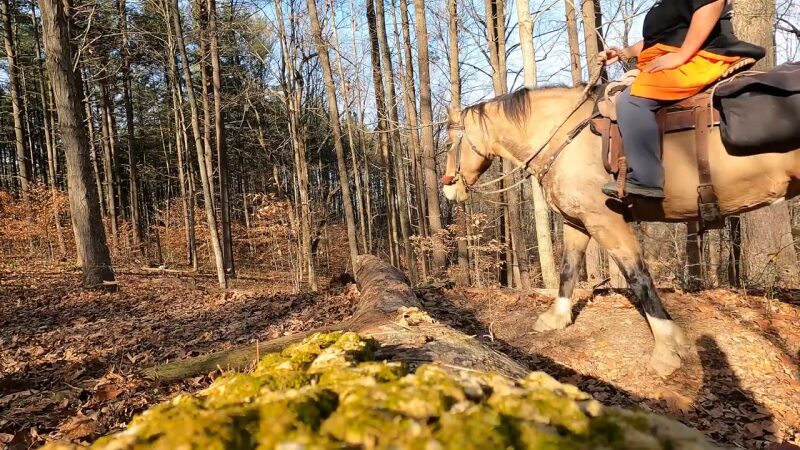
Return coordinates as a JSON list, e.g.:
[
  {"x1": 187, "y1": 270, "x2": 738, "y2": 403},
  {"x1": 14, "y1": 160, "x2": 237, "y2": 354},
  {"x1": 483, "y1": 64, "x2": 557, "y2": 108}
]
[{"x1": 642, "y1": 0, "x2": 764, "y2": 58}]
